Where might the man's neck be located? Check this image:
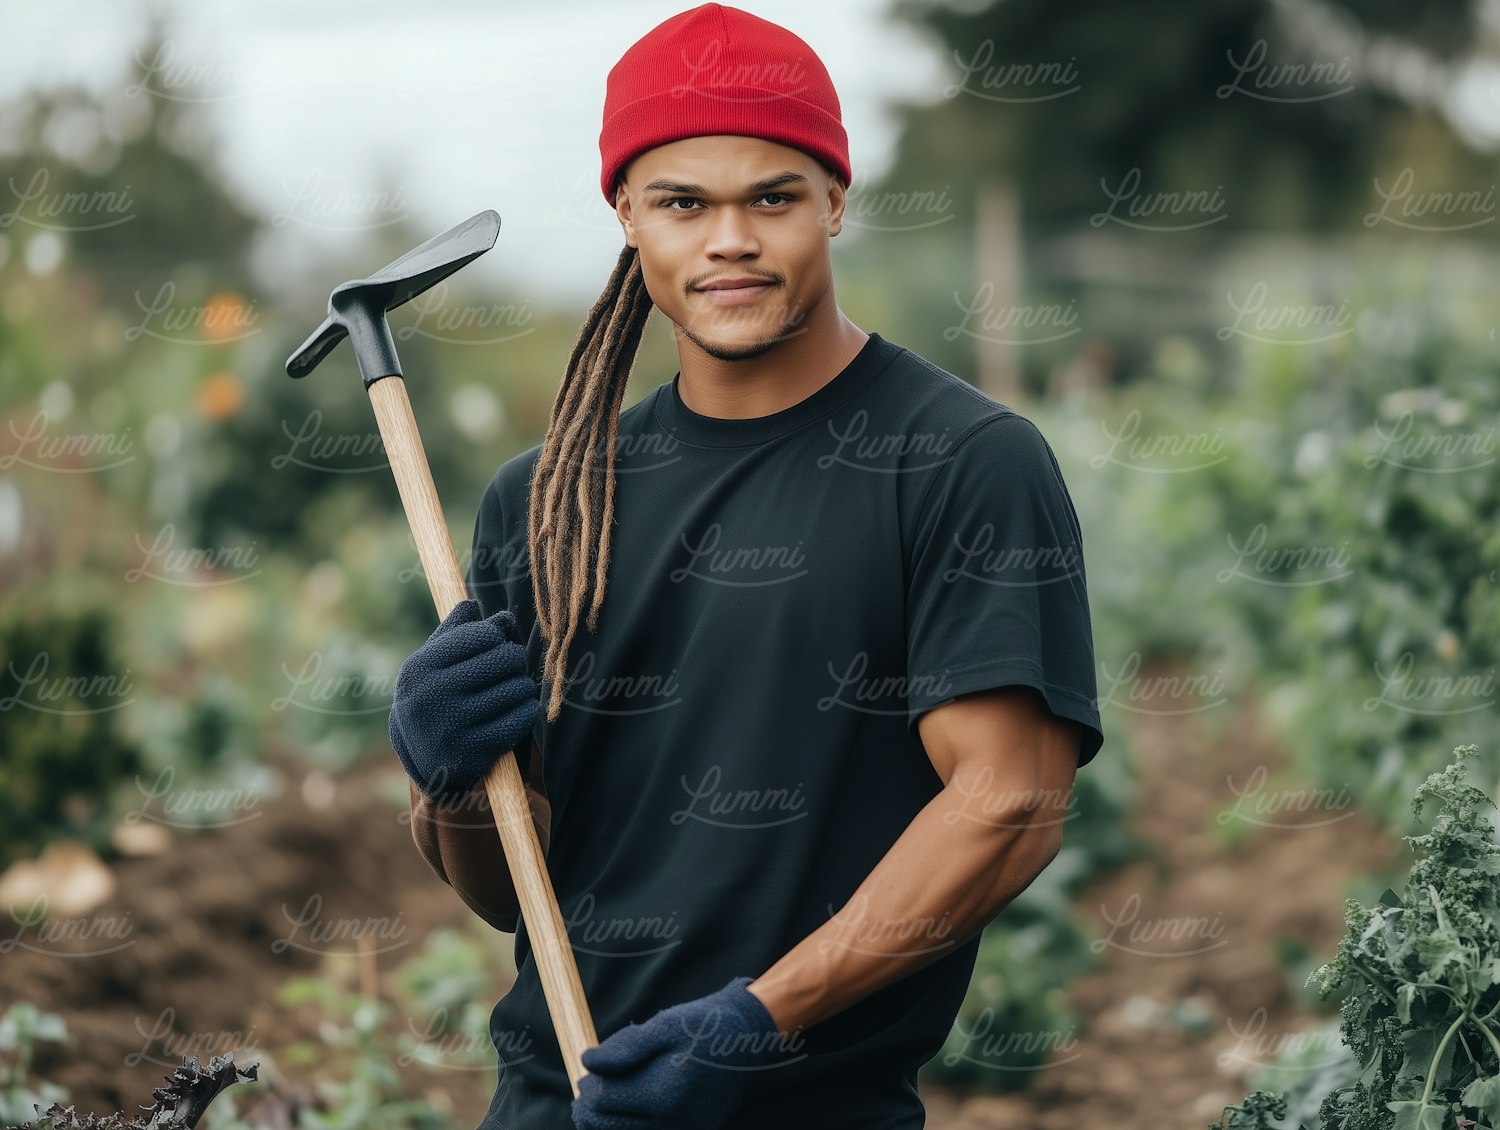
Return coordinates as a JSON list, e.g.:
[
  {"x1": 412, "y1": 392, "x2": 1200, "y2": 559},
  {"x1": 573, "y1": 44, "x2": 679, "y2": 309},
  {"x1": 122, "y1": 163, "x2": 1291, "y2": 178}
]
[{"x1": 674, "y1": 302, "x2": 870, "y2": 421}]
